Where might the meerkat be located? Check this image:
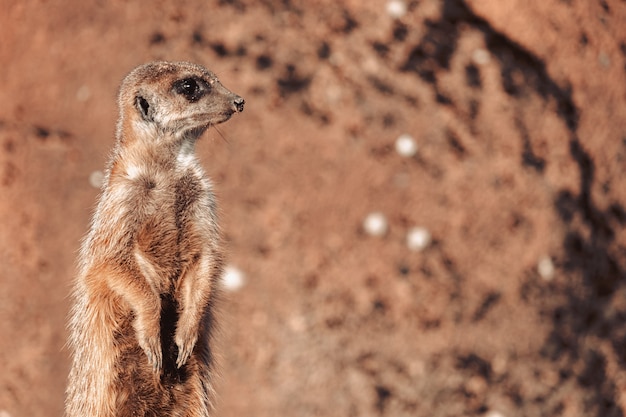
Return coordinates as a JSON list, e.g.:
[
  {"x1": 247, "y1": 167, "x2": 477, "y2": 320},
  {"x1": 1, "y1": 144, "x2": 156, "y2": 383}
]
[{"x1": 65, "y1": 61, "x2": 244, "y2": 417}]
